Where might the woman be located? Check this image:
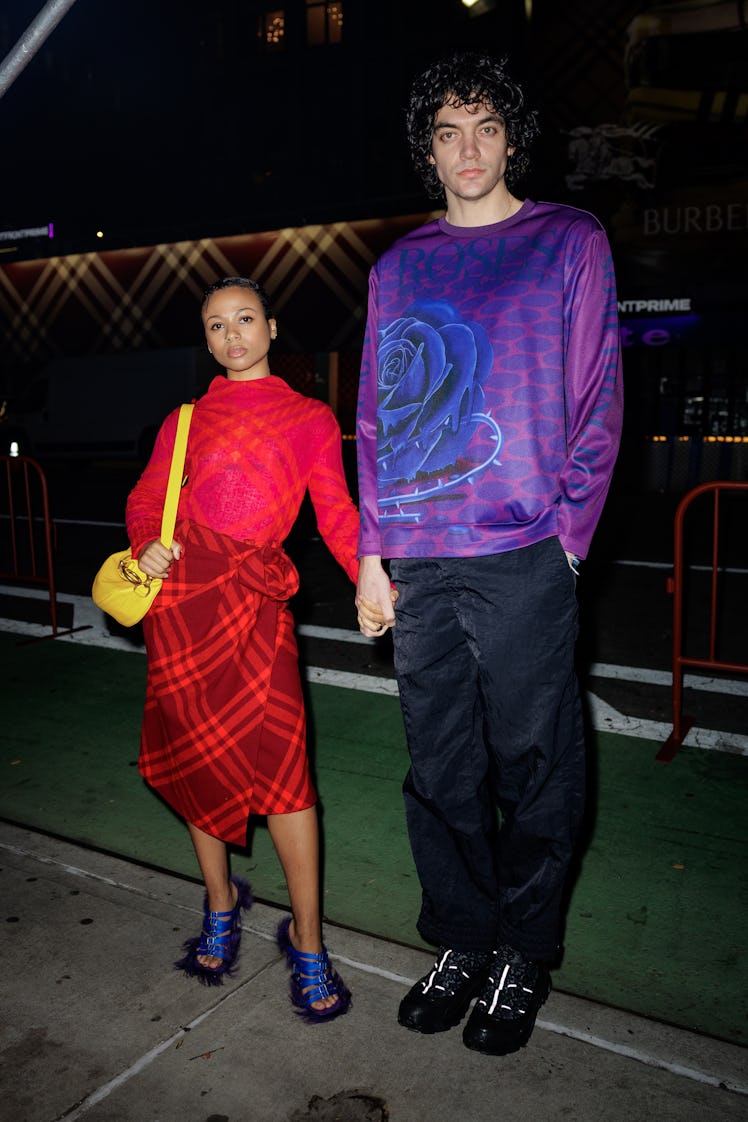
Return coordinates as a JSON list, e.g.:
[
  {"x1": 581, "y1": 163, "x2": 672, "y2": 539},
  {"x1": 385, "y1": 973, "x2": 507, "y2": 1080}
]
[{"x1": 126, "y1": 276, "x2": 388, "y2": 1020}]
